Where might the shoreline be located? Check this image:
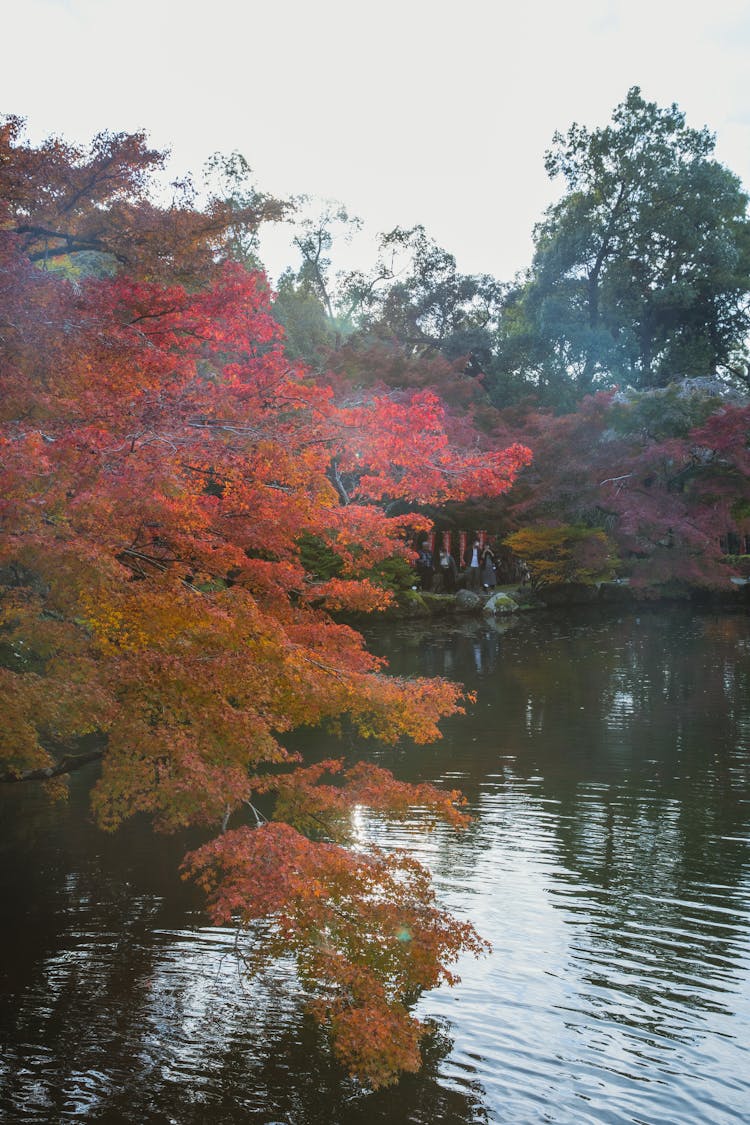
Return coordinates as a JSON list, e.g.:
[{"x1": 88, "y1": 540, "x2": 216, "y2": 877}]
[{"x1": 355, "y1": 579, "x2": 750, "y2": 623}]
